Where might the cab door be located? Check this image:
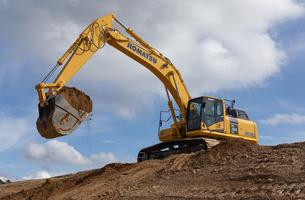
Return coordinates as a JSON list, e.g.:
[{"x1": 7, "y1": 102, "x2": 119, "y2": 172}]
[
  {"x1": 186, "y1": 98, "x2": 202, "y2": 131},
  {"x1": 202, "y1": 98, "x2": 225, "y2": 132}
]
